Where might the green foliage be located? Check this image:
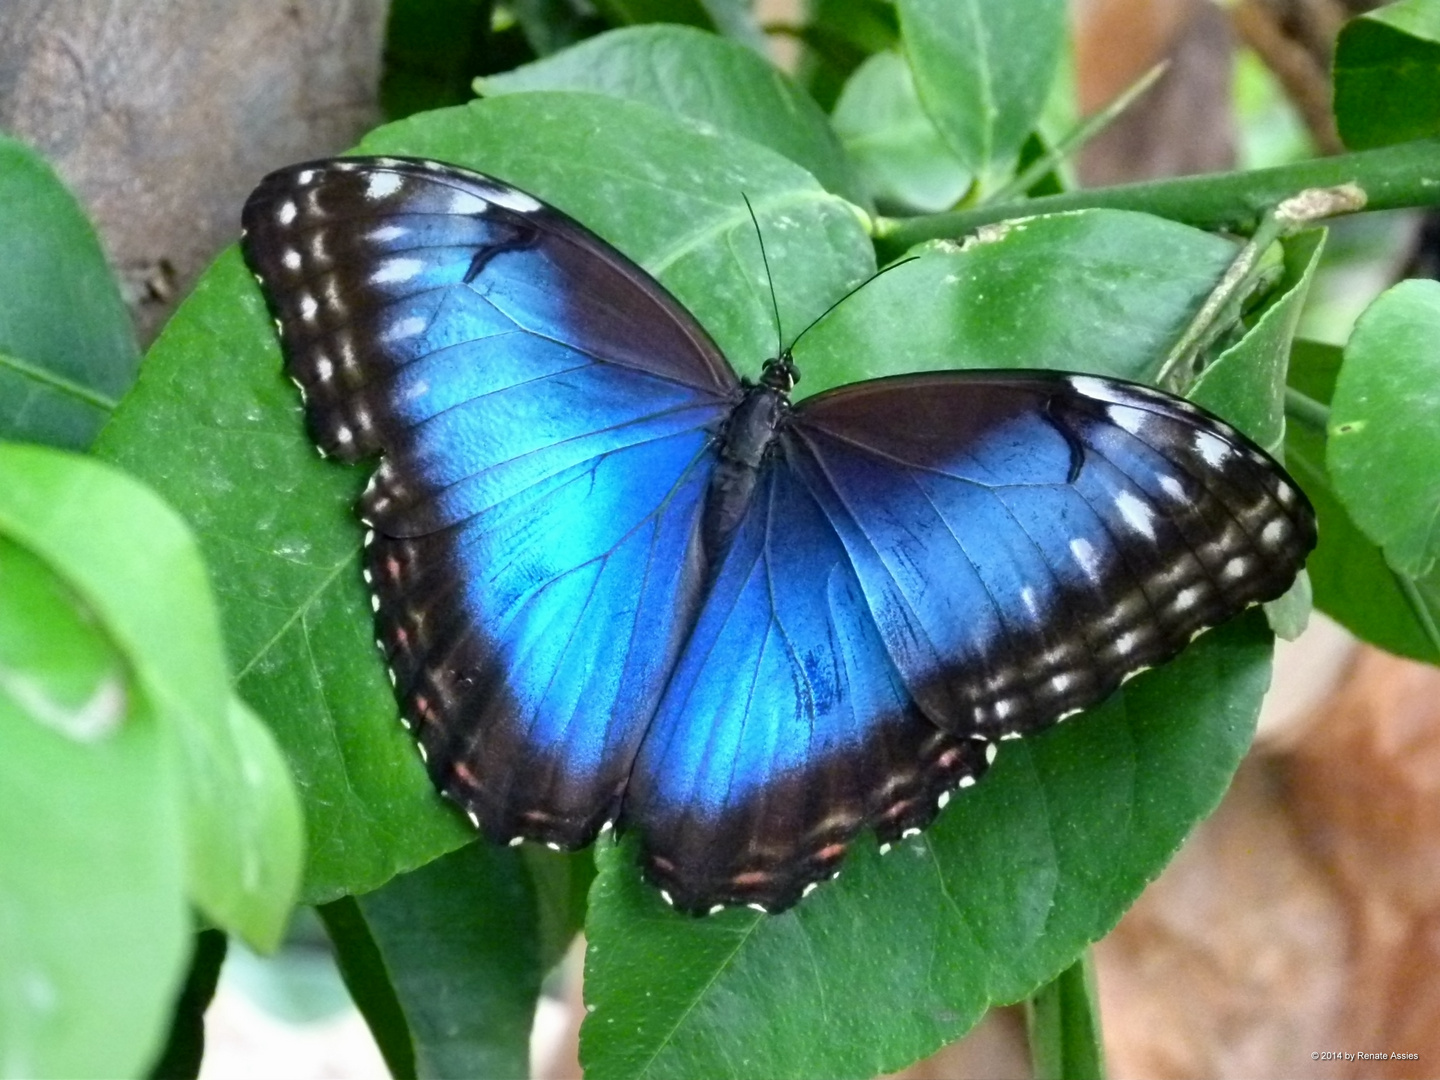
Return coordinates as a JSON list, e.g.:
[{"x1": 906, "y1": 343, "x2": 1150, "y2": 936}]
[
  {"x1": 831, "y1": 51, "x2": 969, "y2": 212},
  {"x1": 6, "y1": 0, "x2": 1440, "y2": 1077},
  {"x1": 1334, "y1": 0, "x2": 1440, "y2": 150},
  {"x1": 1285, "y1": 341, "x2": 1440, "y2": 662},
  {"x1": 895, "y1": 0, "x2": 1065, "y2": 181},
  {"x1": 0, "y1": 136, "x2": 138, "y2": 450},
  {"x1": 0, "y1": 445, "x2": 302, "y2": 1077},
  {"x1": 479, "y1": 25, "x2": 867, "y2": 204},
  {"x1": 1328, "y1": 279, "x2": 1440, "y2": 579}
]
